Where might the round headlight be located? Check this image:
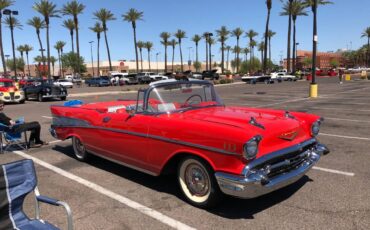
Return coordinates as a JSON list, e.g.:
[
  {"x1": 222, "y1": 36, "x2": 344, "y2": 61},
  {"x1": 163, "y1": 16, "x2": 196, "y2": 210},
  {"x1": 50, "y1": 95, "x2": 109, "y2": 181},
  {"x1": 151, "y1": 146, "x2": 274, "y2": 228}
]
[
  {"x1": 243, "y1": 135, "x2": 262, "y2": 160},
  {"x1": 311, "y1": 121, "x2": 321, "y2": 137},
  {"x1": 0, "y1": 92, "x2": 3, "y2": 96},
  {"x1": 20, "y1": 91, "x2": 24, "y2": 95}
]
